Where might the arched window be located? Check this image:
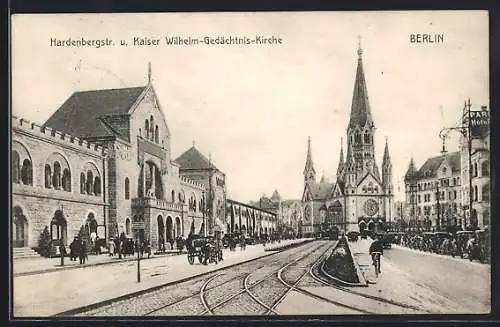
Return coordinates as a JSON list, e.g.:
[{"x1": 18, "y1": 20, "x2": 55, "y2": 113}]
[
  {"x1": 481, "y1": 160, "x2": 489, "y2": 177},
  {"x1": 474, "y1": 185, "x2": 478, "y2": 201},
  {"x1": 86, "y1": 171, "x2": 94, "y2": 195},
  {"x1": 12, "y1": 151, "x2": 20, "y2": 184},
  {"x1": 171, "y1": 190, "x2": 175, "y2": 203},
  {"x1": 155, "y1": 125, "x2": 159, "y2": 144},
  {"x1": 139, "y1": 128, "x2": 142, "y2": 137},
  {"x1": 483, "y1": 209, "x2": 490, "y2": 226},
  {"x1": 145, "y1": 119, "x2": 150, "y2": 139},
  {"x1": 62, "y1": 168, "x2": 71, "y2": 191},
  {"x1": 45, "y1": 165, "x2": 52, "y2": 188},
  {"x1": 21, "y1": 158, "x2": 33, "y2": 185},
  {"x1": 80, "y1": 173, "x2": 86, "y2": 194},
  {"x1": 53, "y1": 162, "x2": 61, "y2": 189},
  {"x1": 474, "y1": 163, "x2": 478, "y2": 177},
  {"x1": 125, "y1": 177, "x2": 130, "y2": 199},
  {"x1": 354, "y1": 132, "x2": 361, "y2": 144},
  {"x1": 364, "y1": 132, "x2": 370, "y2": 144},
  {"x1": 126, "y1": 218, "x2": 131, "y2": 235},
  {"x1": 482, "y1": 183, "x2": 489, "y2": 202},
  {"x1": 150, "y1": 116, "x2": 154, "y2": 141},
  {"x1": 93, "y1": 176, "x2": 101, "y2": 196}
]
